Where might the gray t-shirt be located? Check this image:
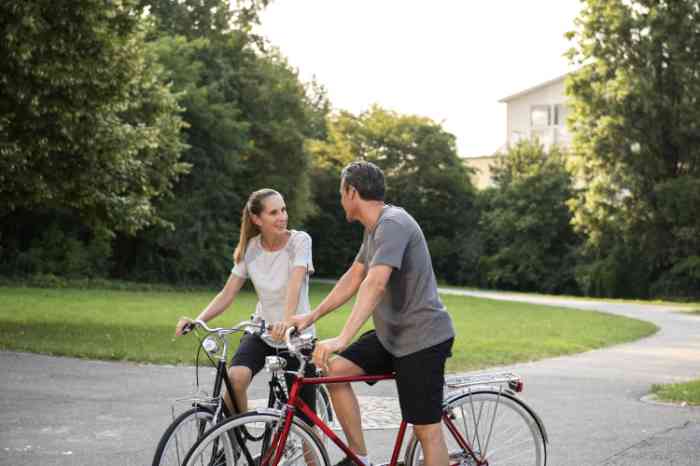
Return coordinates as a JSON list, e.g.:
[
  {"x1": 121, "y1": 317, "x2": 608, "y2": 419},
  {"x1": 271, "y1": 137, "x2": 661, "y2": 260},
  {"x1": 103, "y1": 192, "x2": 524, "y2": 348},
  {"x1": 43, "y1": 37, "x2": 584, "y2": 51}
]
[{"x1": 355, "y1": 205, "x2": 454, "y2": 357}]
